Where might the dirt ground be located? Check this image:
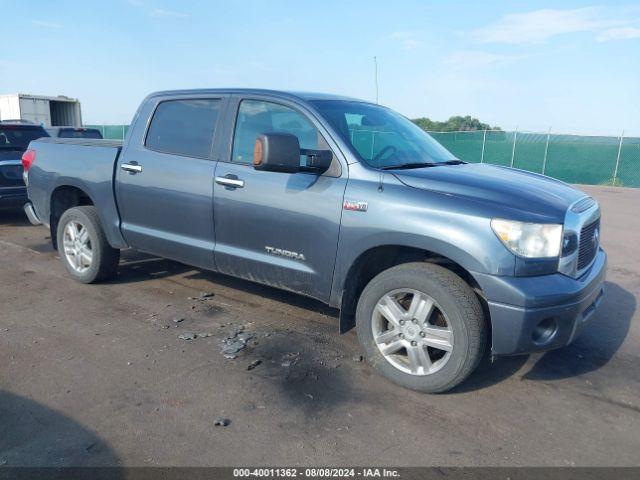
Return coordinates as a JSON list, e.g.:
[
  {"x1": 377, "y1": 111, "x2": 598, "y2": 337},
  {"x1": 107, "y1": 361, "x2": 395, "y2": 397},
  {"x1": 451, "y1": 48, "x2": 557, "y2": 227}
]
[{"x1": 0, "y1": 185, "x2": 638, "y2": 467}]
